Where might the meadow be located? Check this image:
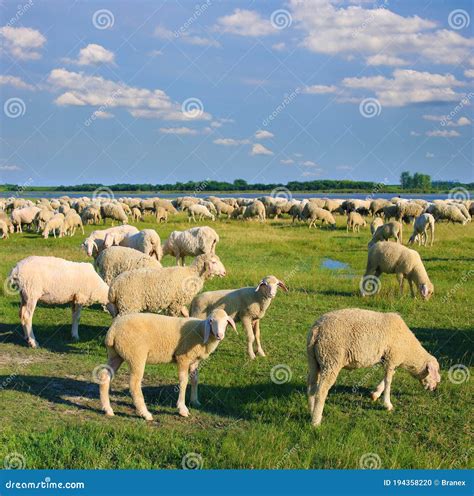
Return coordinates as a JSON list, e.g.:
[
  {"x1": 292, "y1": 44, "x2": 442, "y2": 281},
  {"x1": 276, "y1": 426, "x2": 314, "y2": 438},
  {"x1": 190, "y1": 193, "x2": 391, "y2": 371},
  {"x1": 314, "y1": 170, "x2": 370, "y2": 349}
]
[{"x1": 0, "y1": 214, "x2": 472, "y2": 469}]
